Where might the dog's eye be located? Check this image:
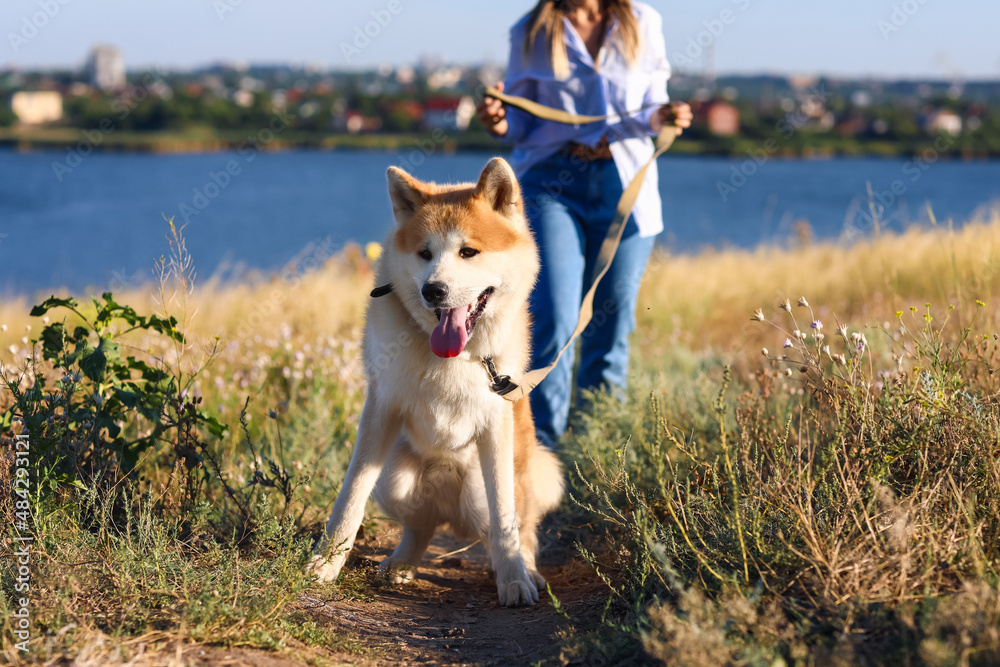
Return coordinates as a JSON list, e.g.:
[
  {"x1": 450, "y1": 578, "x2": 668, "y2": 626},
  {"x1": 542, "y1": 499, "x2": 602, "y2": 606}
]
[
  {"x1": 418, "y1": 248, "x2": 432, "y2": 261},
  {"x1": 459, "y1": 247, "x2": 480, "y2": 259}
]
